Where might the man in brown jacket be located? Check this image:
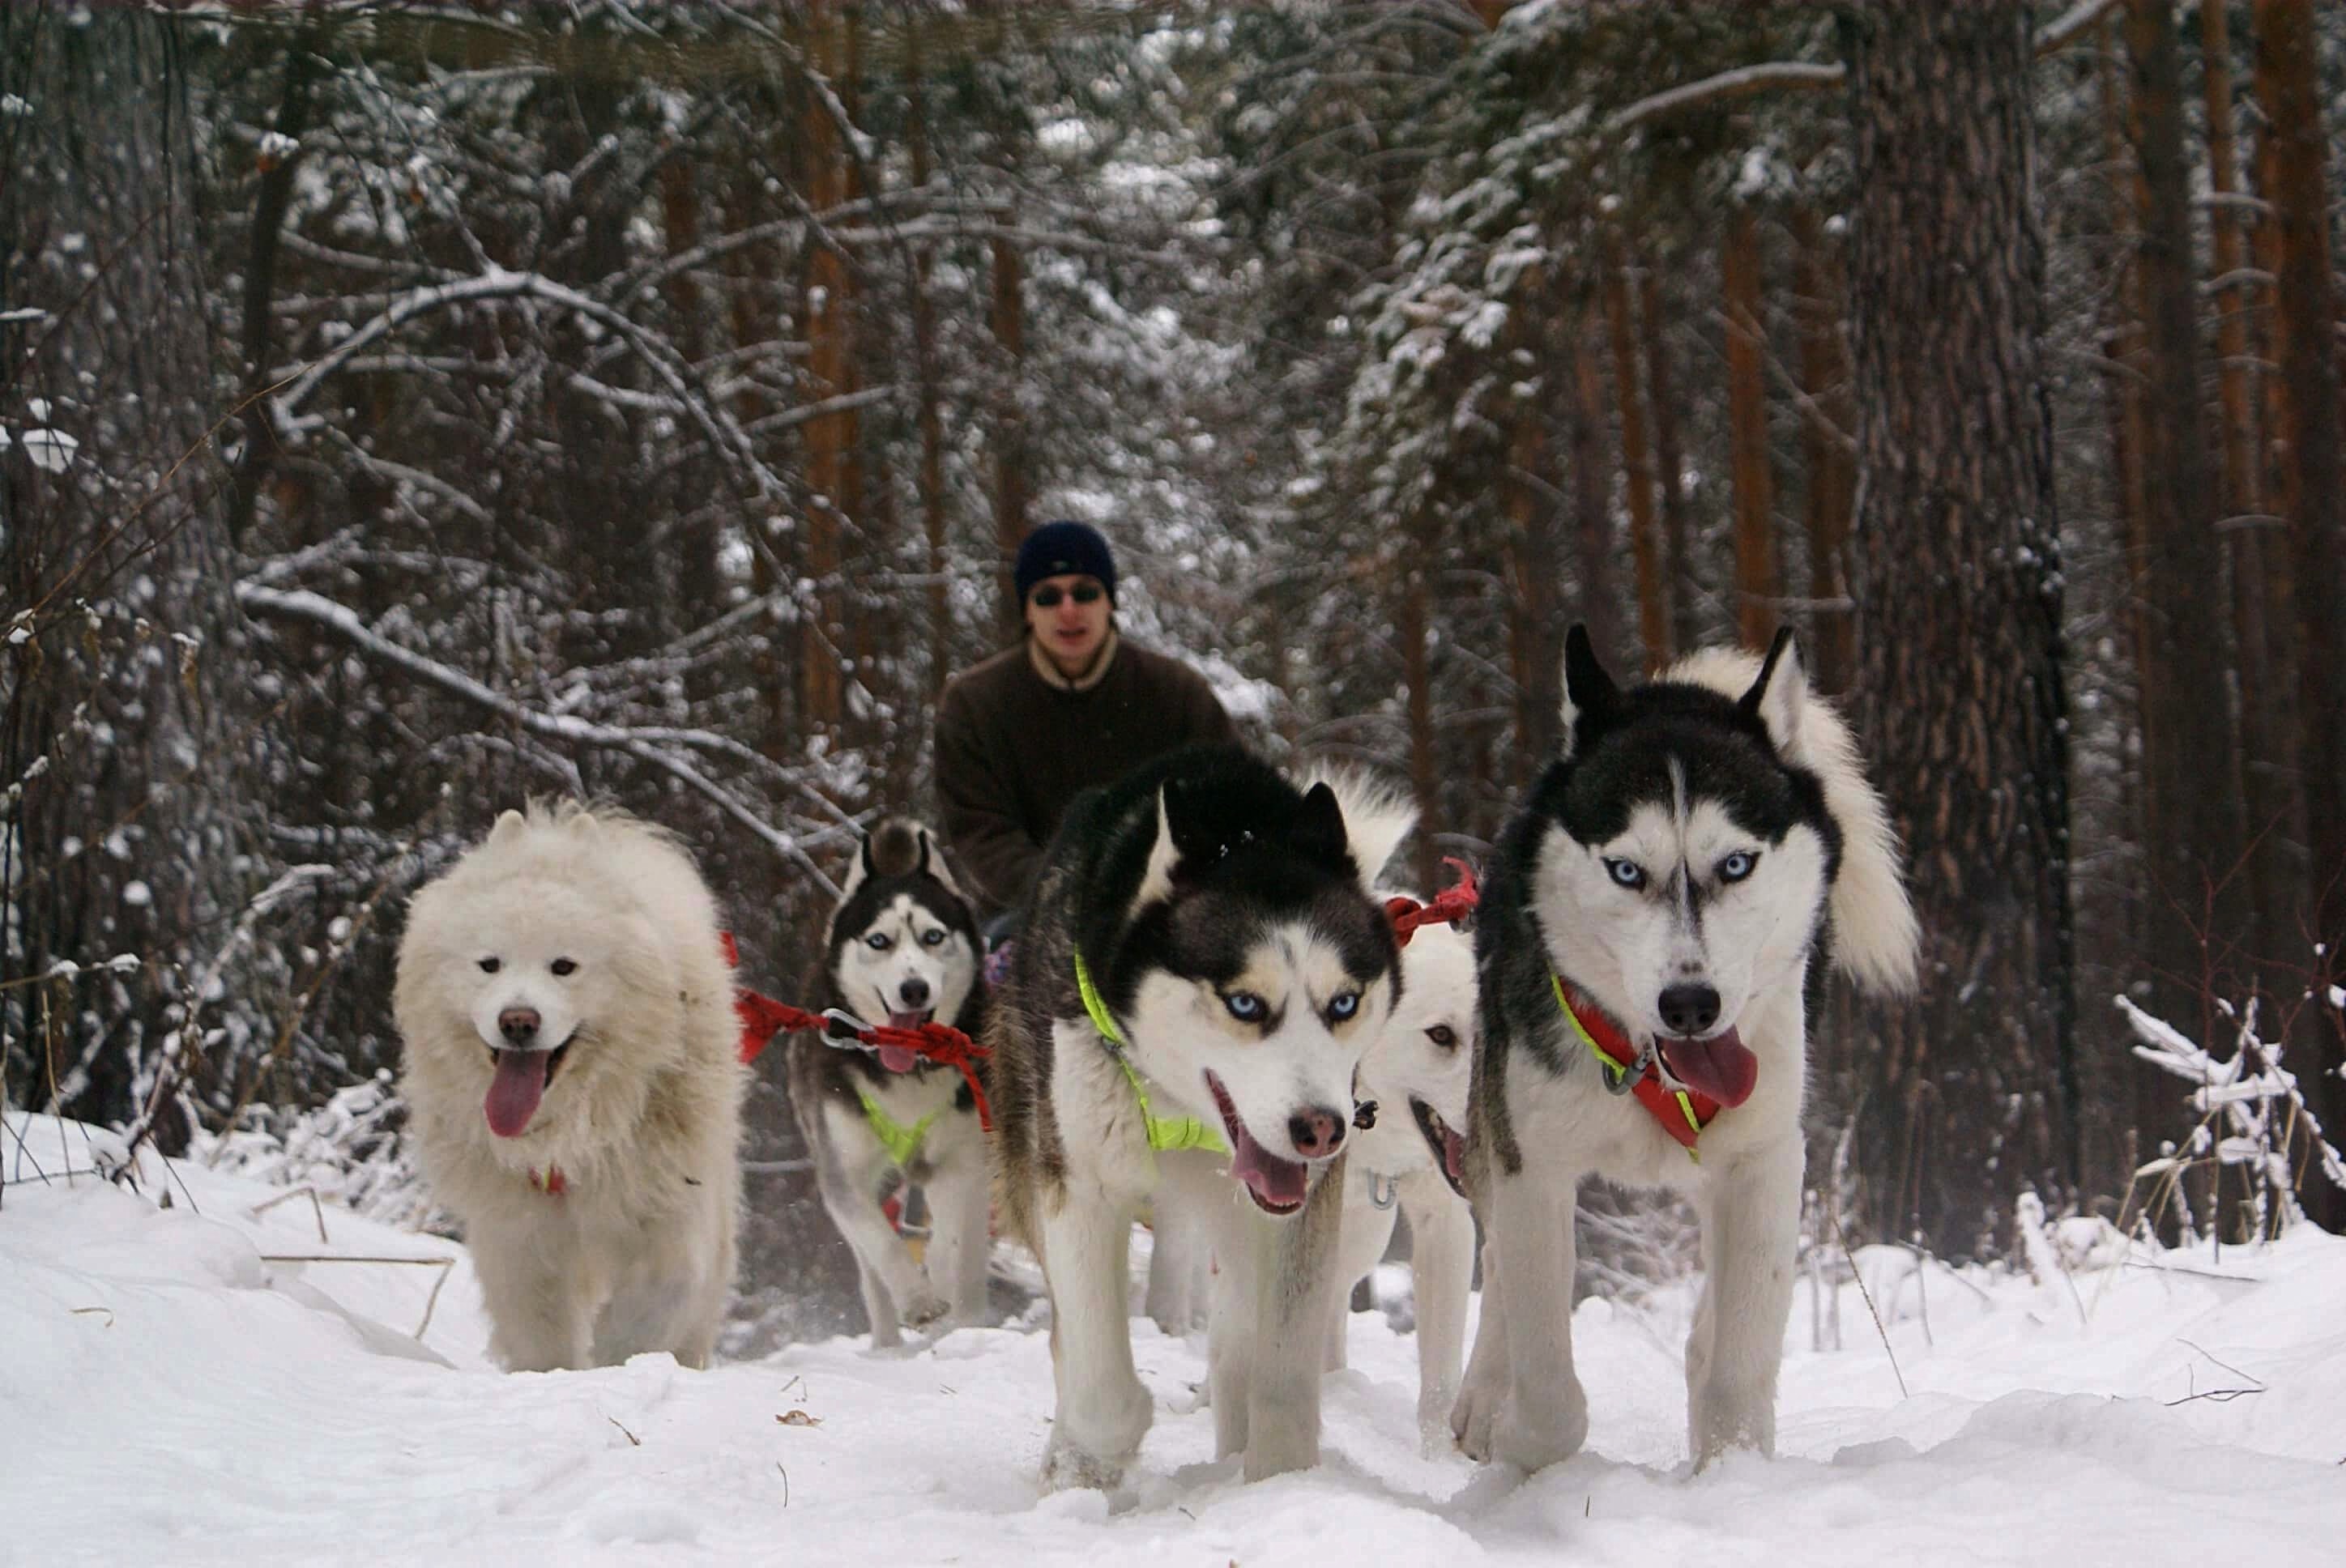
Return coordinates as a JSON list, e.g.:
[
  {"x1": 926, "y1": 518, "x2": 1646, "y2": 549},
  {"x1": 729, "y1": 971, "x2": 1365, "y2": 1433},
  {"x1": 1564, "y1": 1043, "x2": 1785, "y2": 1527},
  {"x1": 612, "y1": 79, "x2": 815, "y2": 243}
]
[{"x1": 935, "y1": 521, "x2": 1236, "y2": 922}]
